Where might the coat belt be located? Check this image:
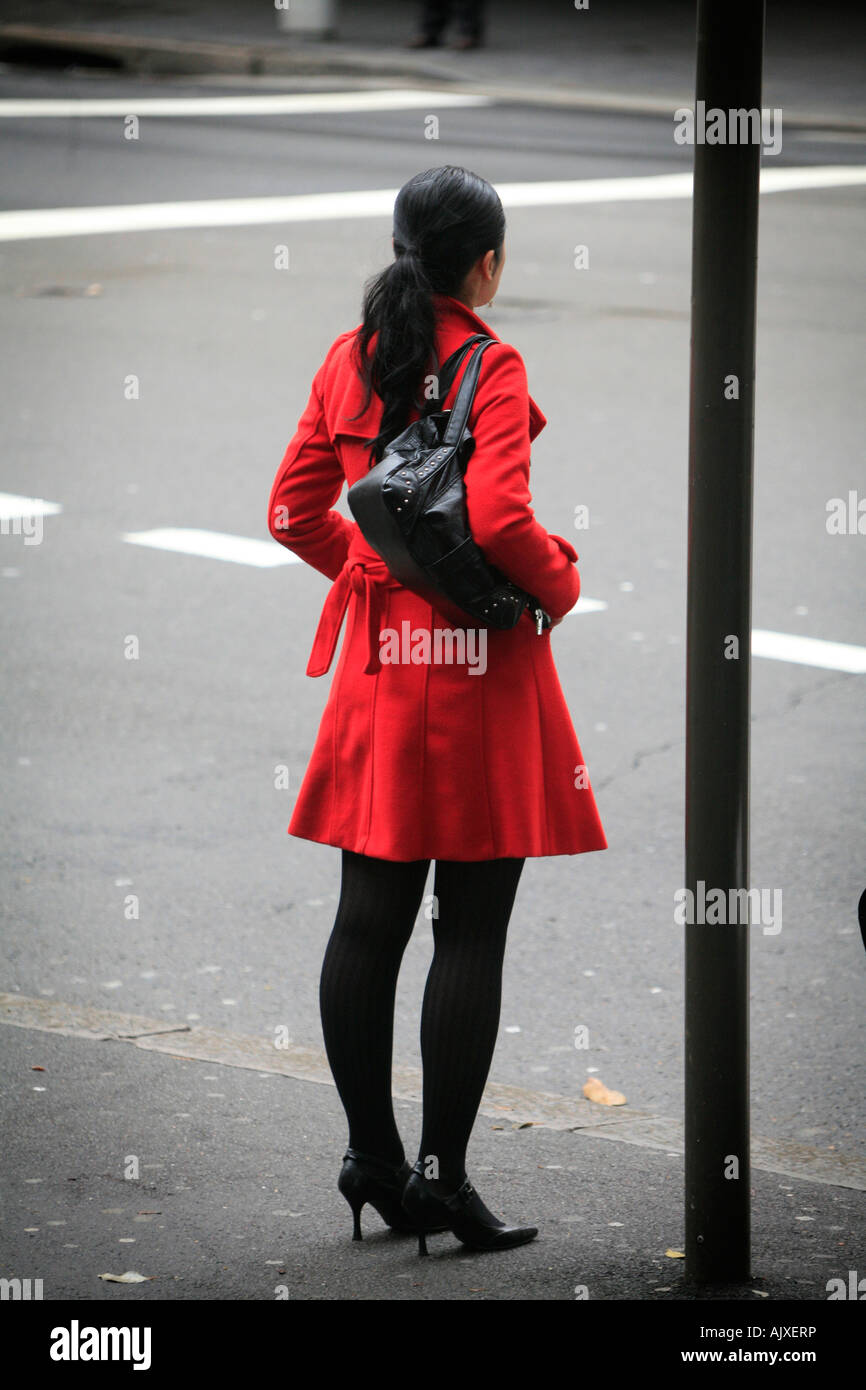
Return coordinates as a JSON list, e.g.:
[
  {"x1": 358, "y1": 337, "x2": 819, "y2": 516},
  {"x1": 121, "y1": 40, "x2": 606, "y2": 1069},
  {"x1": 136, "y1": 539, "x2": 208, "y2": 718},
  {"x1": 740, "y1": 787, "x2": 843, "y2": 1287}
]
[{"x1": 306, "y1": 557, "x2": 404, "y2": 677}]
